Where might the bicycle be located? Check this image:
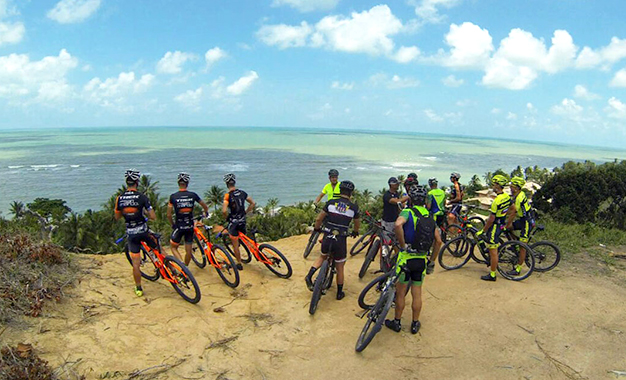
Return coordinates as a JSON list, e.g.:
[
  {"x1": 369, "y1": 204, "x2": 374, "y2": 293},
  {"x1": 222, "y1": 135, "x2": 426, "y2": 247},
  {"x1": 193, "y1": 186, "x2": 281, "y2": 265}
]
[
  {"x1": 120, "y1": 232, "x2": 201, "y2": 303},
  {"x1": 188, "y1": 216, "x2": 240, "y2": 288},
  {"x1": 502, "y1": 224, "x2": 561, "y2": 272},
  {"x1": 303, "y1": 229, "x2": 321, "y2": 259},
  {"x1": 445, "y1": 204, "x2": 485, "y2": 237},
  {"x1": 358, "y1": 212, "x2": 400, "y2": 279},
  {"x1": 308, "y1": 230, "x2": 341, "y2": 315},
  {"x1": 219, "y1": 226, "x2": 293, "y2": 279},
  {"x1": 437, "y1": 224, "x2": 536, "y2": 281}
]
